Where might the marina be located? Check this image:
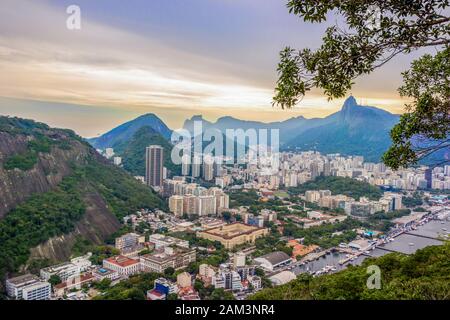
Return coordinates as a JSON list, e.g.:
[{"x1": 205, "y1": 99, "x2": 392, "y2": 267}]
[{"x1": 290, "y1": 207, "x2": 449, "y2": 276}]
